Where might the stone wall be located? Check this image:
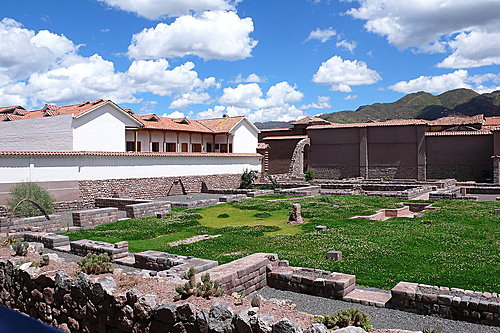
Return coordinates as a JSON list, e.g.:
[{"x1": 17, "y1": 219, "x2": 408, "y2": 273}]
[
  {"x1": 134, "y1": 250, "x2": 218, "y2": 274},
  {"x1": 95, "y1": 198, "x2": 151, "y2": 210},
  {"x1": 22, "y1": 232, "x2": 70, "y2": 249},
  {"x1": 368, "y1": 166, "x2": 418, "y2": 180},
  {"x1": 70, "y1": 239, "x2": 129, "y2": 260},
  {"x1": 312, "y1": 166, "x2": 360, "y2": 180},
  {"x1": 0, "y1": 205, "x2": 7, "y2": 218},
  {"x1": 0, "y1": 215, "x2": 63, "y2": 233},
  {"x1": 392, "y1": 282, "x2": 499, "y2": 326},
  {"x1": 125, "y1": 201, "x2": 171, "y2": 219},
  {"x1": 72, "y1": 208, "x2": 119, "y2": 228},
  {"x1": 0, "y1": 258, "x2": 309, "y2": 333},
  {"x1": 267, "y1": 266, "x2": 356, "y2": 299}
]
